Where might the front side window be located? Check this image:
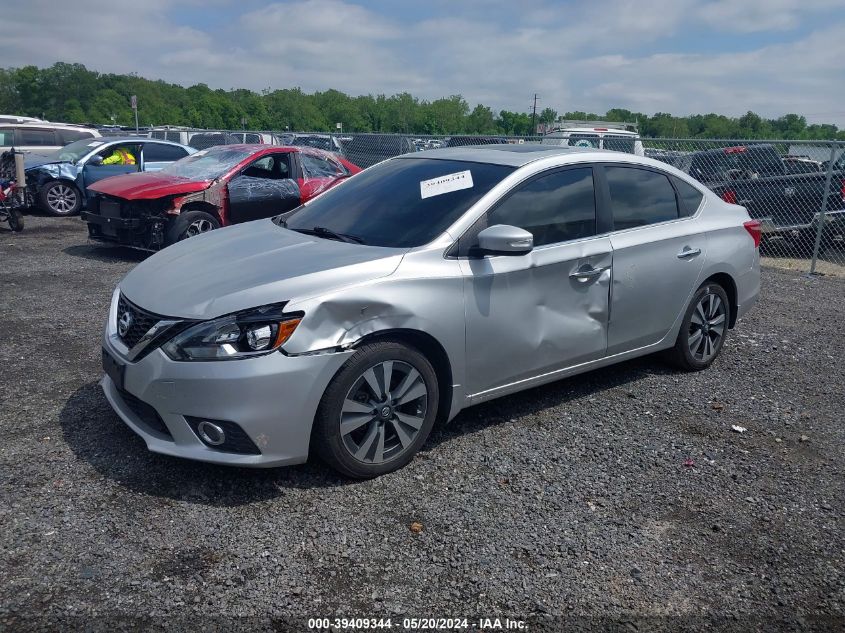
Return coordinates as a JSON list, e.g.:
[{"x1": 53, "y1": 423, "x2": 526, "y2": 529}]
[
  {"x1": 606, "y1": 166, "x2": 679, "y2": 230},
  {"x1": 282, "y1": 158, "x2": 514, "y2": 248},
  {"x1": 487, "y1": 167, "x2": 597, "y2": 247}
]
